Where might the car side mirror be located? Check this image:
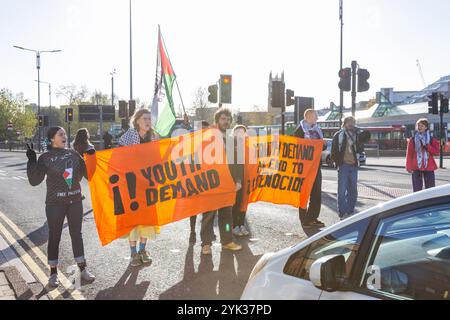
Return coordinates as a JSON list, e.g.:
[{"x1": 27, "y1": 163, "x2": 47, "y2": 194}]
[{"x1": 310, "y1": 255, "x2": 346, "y2": 292}]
